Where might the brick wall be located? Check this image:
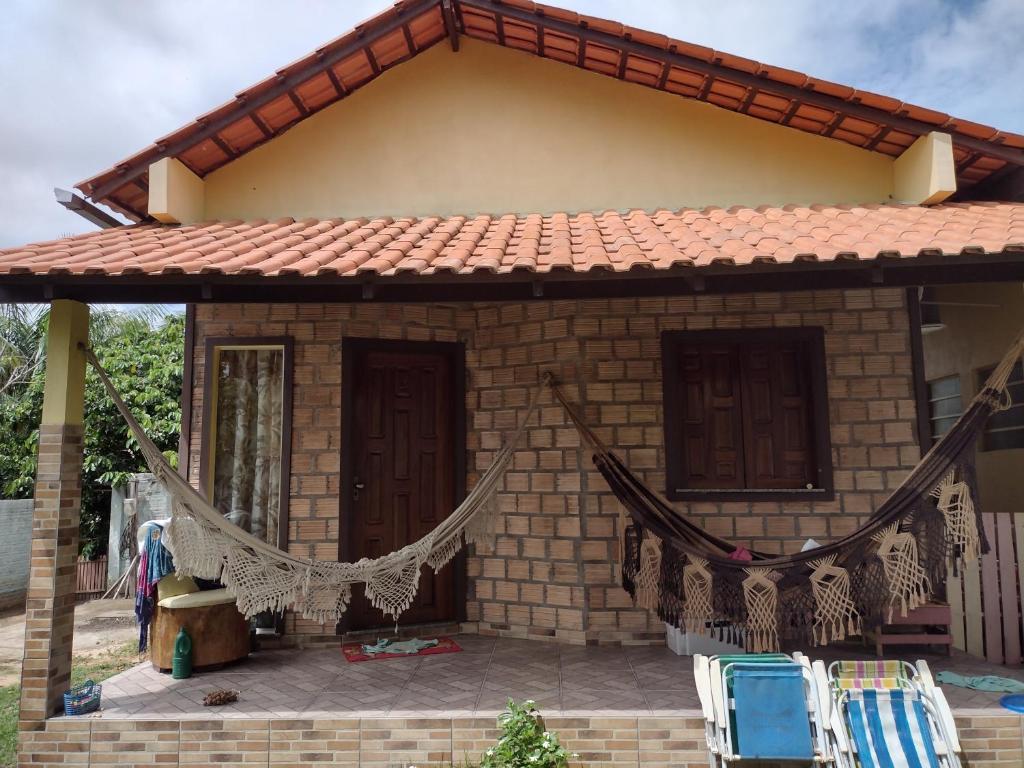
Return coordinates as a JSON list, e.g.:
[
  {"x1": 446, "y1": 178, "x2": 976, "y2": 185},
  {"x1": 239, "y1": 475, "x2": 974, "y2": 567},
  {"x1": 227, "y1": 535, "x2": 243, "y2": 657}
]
[
  {"x1": 20, "y1": 425, "x2": 84, "y2": 723},
  {"x1": 18, "y1": 713, "x2": 1024, "y2": 768},
  {"x1": 189, "y1": 288, "x2": 919, "y2": 643},
  {"x1": 0, "y1": 499, "x2": 33, "y2": 610}
]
